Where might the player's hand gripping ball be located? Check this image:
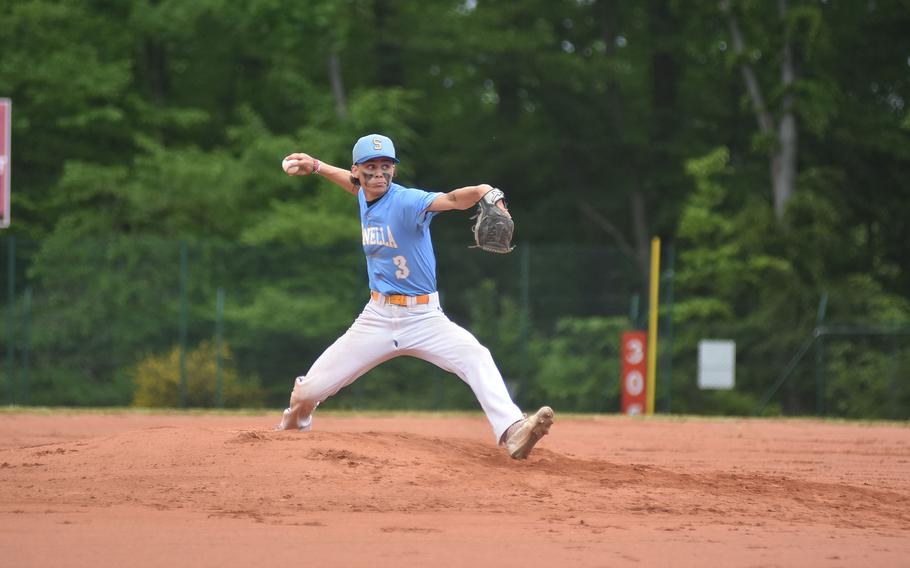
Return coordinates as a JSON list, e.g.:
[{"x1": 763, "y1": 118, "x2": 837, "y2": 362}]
[
  {"x1": 282, "y1": 156, "x2": 302, "y2": 175},
  {"x1": 471, "y1": 188, "x2": 515, "y2": 254}
]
